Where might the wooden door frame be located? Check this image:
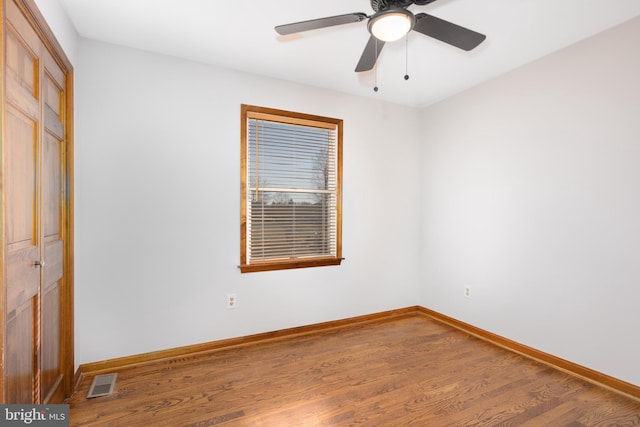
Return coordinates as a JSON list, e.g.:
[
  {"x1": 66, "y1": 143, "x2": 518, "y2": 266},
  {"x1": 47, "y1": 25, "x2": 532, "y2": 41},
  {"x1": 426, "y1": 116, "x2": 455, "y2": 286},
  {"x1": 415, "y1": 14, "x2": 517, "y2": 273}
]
[{"x1": 1, "y1": 0, "x2": 74, "y2": 402}]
